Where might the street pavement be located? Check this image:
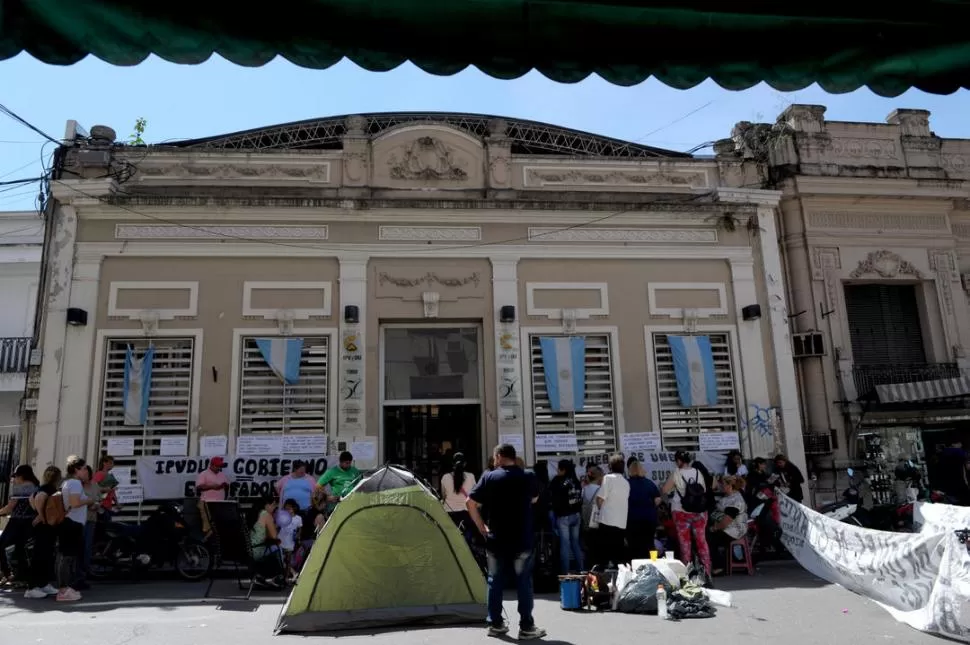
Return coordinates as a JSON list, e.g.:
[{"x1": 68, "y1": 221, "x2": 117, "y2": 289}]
[{"x1": 0, "y1": 563, "x2": 944, "y2": 644}]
